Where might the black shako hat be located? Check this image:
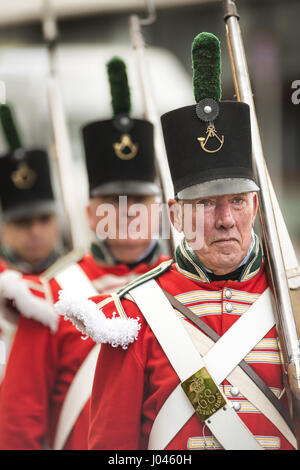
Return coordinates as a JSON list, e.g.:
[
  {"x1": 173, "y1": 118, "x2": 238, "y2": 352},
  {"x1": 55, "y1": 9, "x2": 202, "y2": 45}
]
[
  {"x1": 160, "y1": 32, "x2": 259, "y2": 200},
  {"x1": 0, "y1": 104, "x2": 56, "y2": 221},
  {"x1": 82, "y1": 57, "x2": 160, "y2": 197}
]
